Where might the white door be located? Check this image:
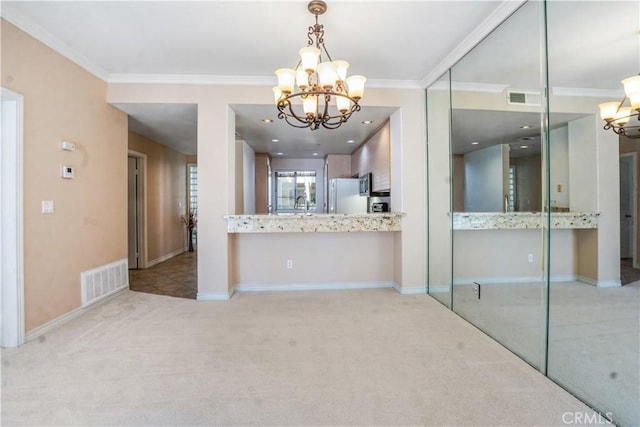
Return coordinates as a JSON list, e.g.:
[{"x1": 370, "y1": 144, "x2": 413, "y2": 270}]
[
  {"x1": 620, "y1": 155, "x2": 635, "y2": 259},
  {"x1": 1, "y1": 88, "x2": 25, "y2": 347}
]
